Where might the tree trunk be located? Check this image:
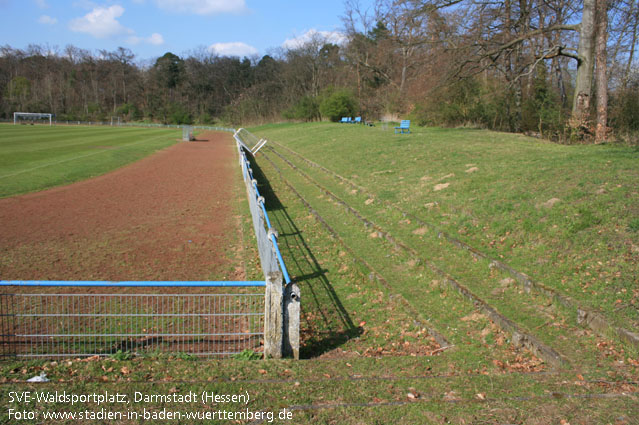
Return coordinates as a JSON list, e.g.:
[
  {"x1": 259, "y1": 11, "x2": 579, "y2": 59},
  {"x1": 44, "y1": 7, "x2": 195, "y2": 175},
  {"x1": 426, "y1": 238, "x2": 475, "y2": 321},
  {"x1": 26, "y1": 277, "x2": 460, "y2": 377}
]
[
  {"x1": 623, "y1": 0, "x2": 638, "y2": 89},
  {"x1": 572, "y1": 0, "x2": 597, "y2": 125},
  {"x1": 594, "y1": 0, "x2": 608, "y2": 143}
]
